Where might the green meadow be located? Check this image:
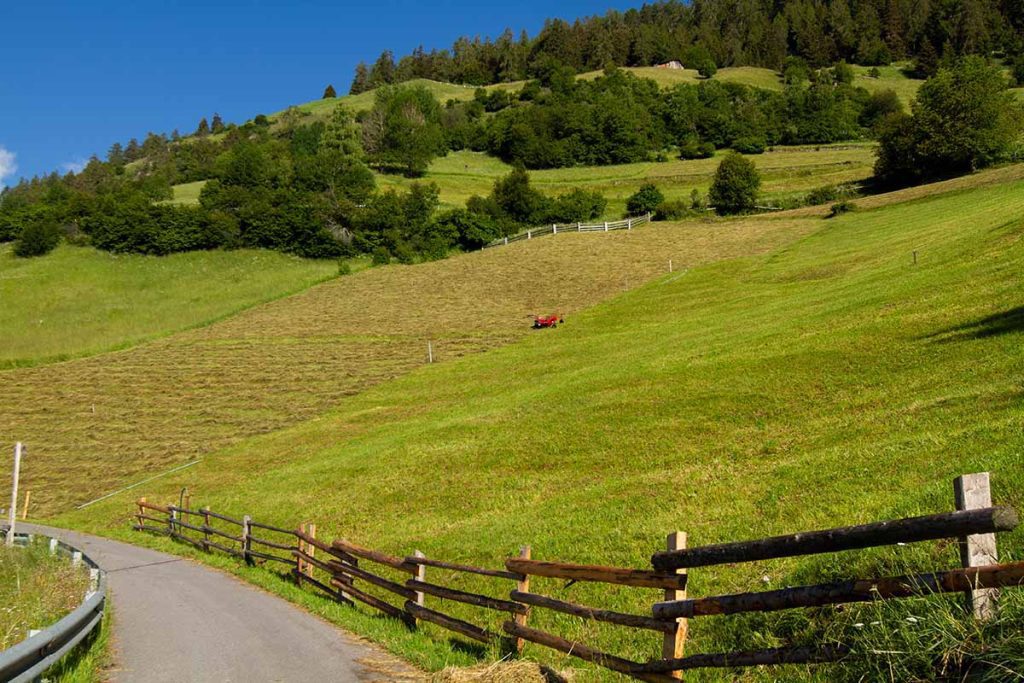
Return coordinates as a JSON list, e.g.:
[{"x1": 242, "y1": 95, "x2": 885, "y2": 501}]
[
  {"x1": 0, "y1": 245, "x2": 336, "y2": 367},
  {"x1": 56, "y1": 166, "x2": 1024, "y2": 679}
]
